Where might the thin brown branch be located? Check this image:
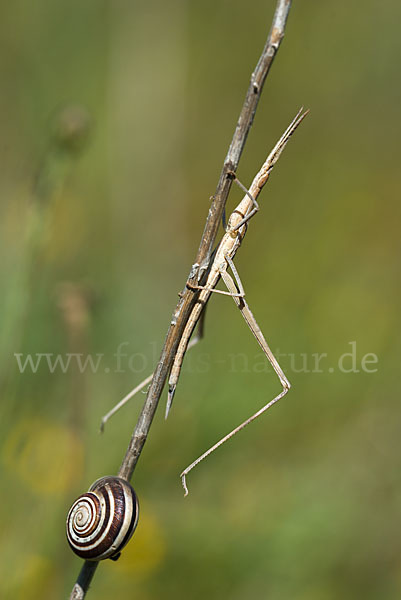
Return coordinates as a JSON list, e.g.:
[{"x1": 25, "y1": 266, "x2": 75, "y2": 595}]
[
  {"x1": 68, "y1": 1, "x2": 292, "y2": 597},
  {"x1": 69, "y1": 562, "x2": 98, "y2": 600}
]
